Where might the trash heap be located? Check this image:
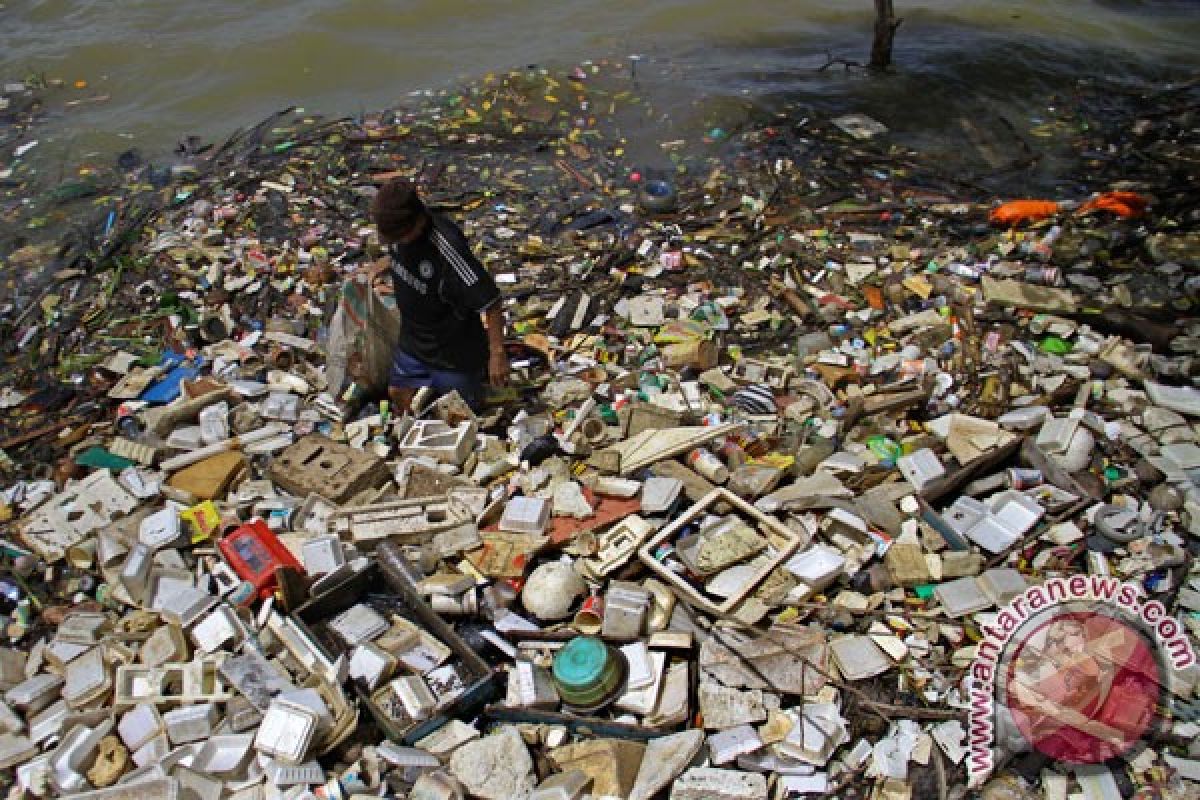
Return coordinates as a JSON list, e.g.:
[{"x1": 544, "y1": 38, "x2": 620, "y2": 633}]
[{"x1": 0, "y1": 62, "x2": 1199, "y2": 800}]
